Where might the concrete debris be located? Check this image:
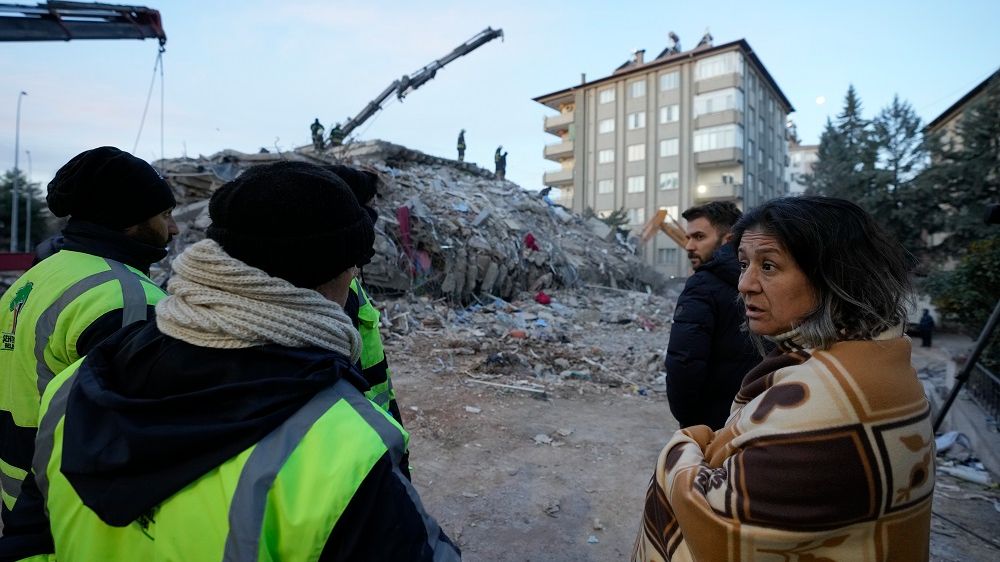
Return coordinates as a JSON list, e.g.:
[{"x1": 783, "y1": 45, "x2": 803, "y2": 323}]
[
  {"x1": 153, "y1": 139, "x2": 666, "y2": 300},
  {"x1": 382, "y1": 286, "x2": 672, "y2": 395}
]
